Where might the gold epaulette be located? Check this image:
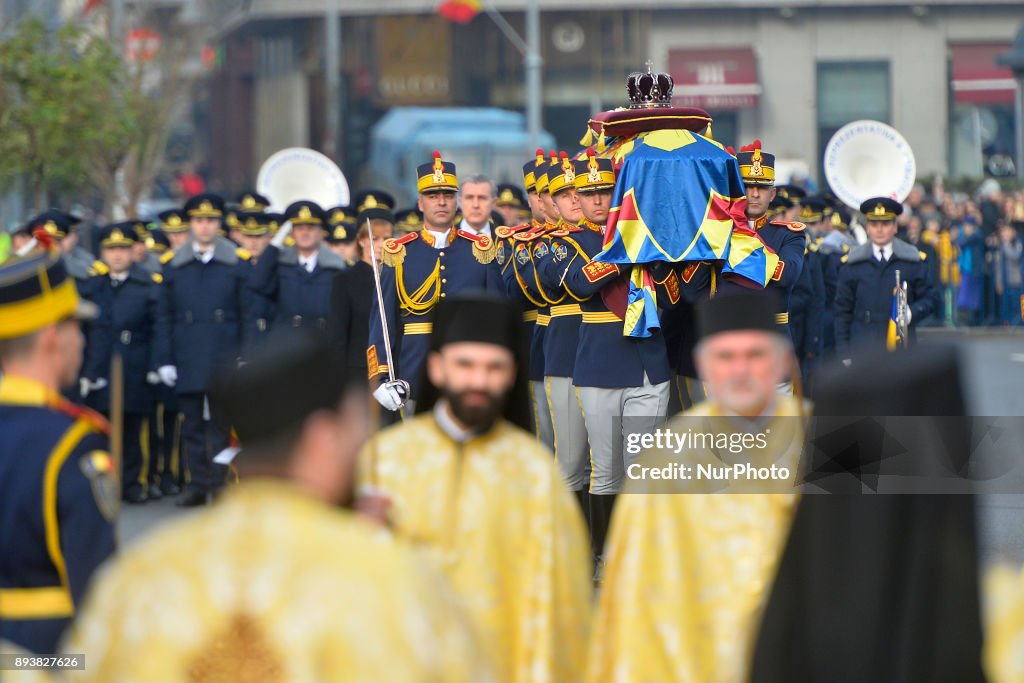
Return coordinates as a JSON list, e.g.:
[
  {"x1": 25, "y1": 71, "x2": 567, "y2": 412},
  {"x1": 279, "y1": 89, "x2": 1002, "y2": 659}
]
[
  {"x1": 381, "y1": 232, "x2": 419, "y2": 267},
  {"x1": 235, "y1": 247, "x2": 252, "y2": 261},
  {"x1": 88, "y1": 260, "x2": 109, "y2": 276},
  {"x1": 457, "y1": 230, "x2": 498, "y2": 264},
  {"x1": 771, "y1": 220, "x2": 806, "y2": 232},
  {"x1": 549, "y1": 225, "x2": 584, "y2": 237},
  {"x1": 919, "y1": 250, "x2": 928, "y2": 261},
  {"x1": 151, "y1": 272, "x2": 164, "y2": 284},
  {"x1": 513, "y1": 225, "x2": 547, "y2": 242},
  {"x1": 494, "y1": 224, "x2": 531, "y2": 239},
  {"x1": 840, "y1": 254, "x2": 849, "y2": 264},
  {"x1": 159, "y1": 250, "x2": 174, "y2": 265},
  {"x1": 842, "y1": 243, "x2": 850, "y2": 253}
]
